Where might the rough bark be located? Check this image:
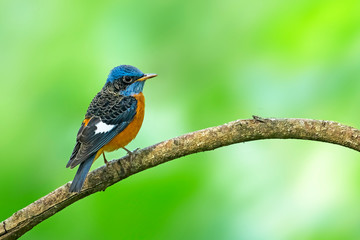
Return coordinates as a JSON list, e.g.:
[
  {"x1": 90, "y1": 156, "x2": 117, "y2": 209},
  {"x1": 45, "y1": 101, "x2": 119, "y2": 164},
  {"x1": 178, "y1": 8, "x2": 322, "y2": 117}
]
[{"x1": 1, "y1": 117, "x2": 360, "y2": 239}]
